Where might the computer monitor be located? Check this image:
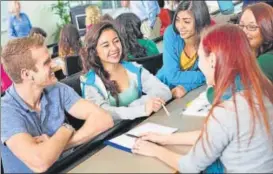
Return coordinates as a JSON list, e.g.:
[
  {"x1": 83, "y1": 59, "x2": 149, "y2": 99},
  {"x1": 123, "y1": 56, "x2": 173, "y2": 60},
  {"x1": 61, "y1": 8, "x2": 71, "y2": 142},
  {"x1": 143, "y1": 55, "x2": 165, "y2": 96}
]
[{"x1": 75, "y1": 14, "x2": 86, "y2": 32}]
